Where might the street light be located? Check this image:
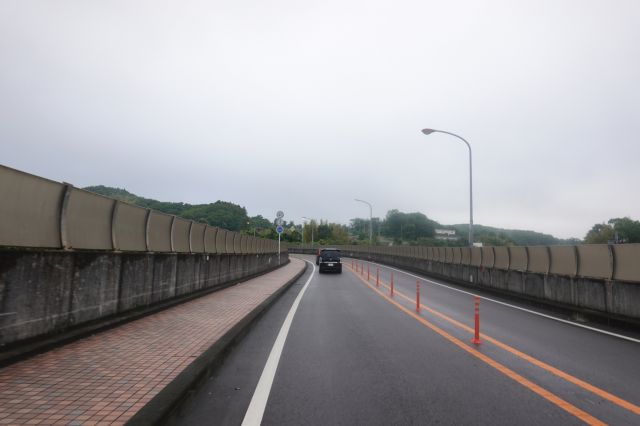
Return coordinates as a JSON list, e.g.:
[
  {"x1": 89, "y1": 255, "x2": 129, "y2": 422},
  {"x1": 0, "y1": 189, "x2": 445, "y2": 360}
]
[
  {"x1": 302, "y1": 216, "x2": 314, "y2": 249},
  {"x1": 354, "y1": 199, "x2": 373, "y2": 246},
  {"x1": 421, "y1": 128, "x2": 474, "y2": 246}
]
